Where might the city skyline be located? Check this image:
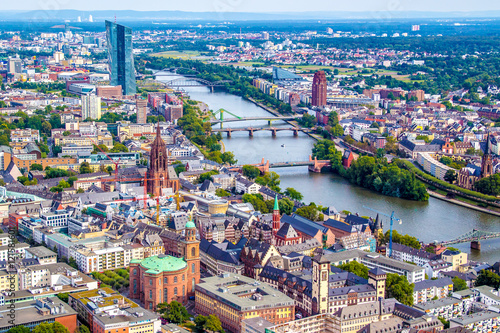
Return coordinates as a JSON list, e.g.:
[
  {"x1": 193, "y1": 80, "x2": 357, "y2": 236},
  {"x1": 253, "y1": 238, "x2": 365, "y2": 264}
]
[{"x1": 3, "y1": 0, "x2": 500, "y2": 12}]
